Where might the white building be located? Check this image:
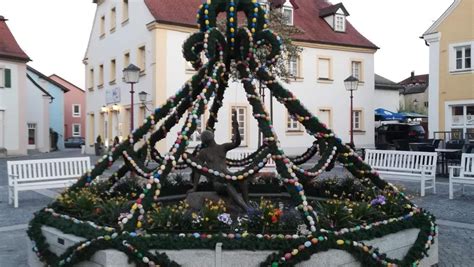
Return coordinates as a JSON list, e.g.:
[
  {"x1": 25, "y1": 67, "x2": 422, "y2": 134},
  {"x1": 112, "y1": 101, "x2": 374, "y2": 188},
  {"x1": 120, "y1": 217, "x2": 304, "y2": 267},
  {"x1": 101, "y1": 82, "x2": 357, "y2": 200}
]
[
  {"x1": 84, "y1": 0, "x2": 378, "y2": 154},
  {"x1": 0, "y1": 16, "x2": 30, "y2": 156}
]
